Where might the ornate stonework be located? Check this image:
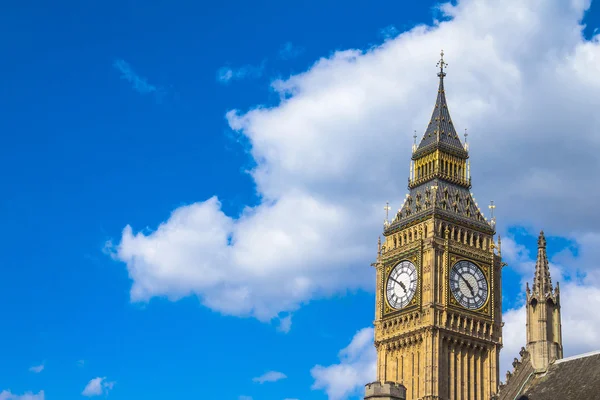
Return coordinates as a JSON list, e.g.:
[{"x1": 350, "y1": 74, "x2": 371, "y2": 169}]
[{"x1": 372, "y1": 52, "x2": 502, "y2": 400}]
